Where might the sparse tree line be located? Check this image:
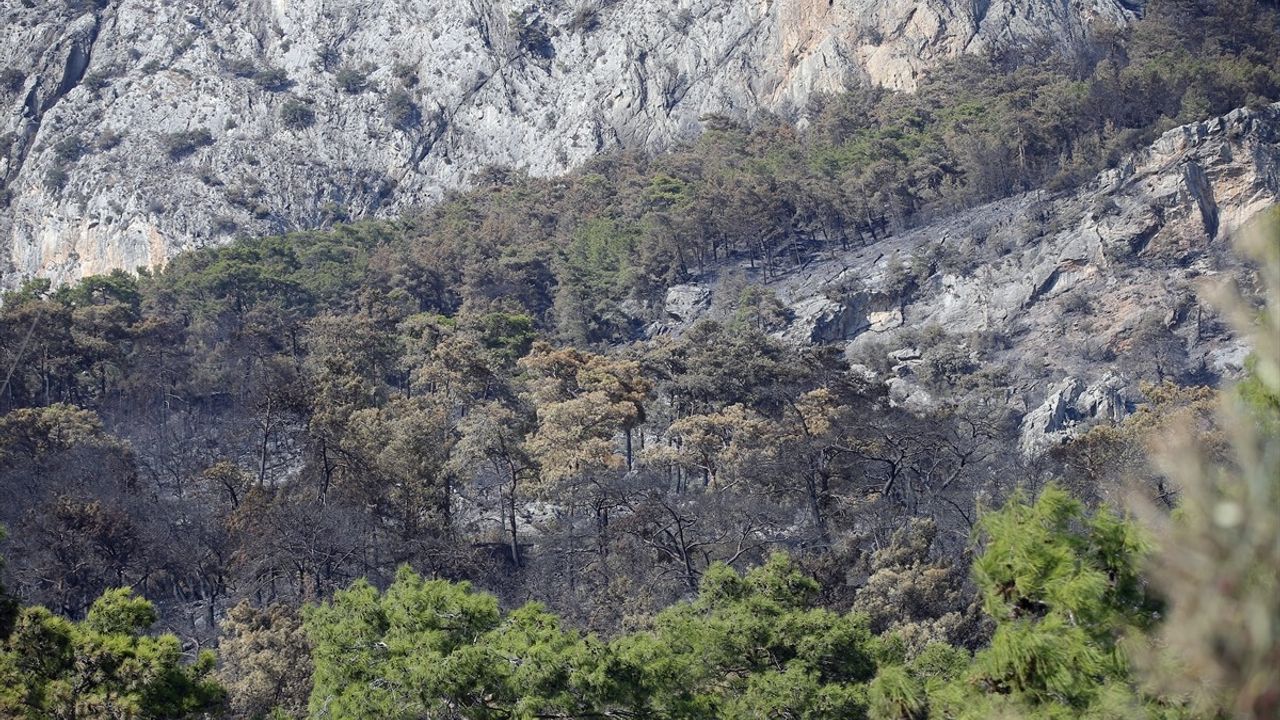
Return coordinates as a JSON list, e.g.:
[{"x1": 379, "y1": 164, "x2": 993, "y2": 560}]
[{"x1": 0, "y1": 258, "x2": 1016, "y2": 636}]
